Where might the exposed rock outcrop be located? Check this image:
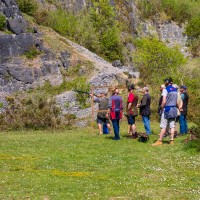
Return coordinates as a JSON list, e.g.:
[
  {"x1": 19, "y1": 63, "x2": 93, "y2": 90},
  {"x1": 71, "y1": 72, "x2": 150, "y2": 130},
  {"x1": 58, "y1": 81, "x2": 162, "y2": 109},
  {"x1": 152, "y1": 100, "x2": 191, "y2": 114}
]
[{"x1": 0, "y1": 0, "x2": 64, "y2": 93}]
